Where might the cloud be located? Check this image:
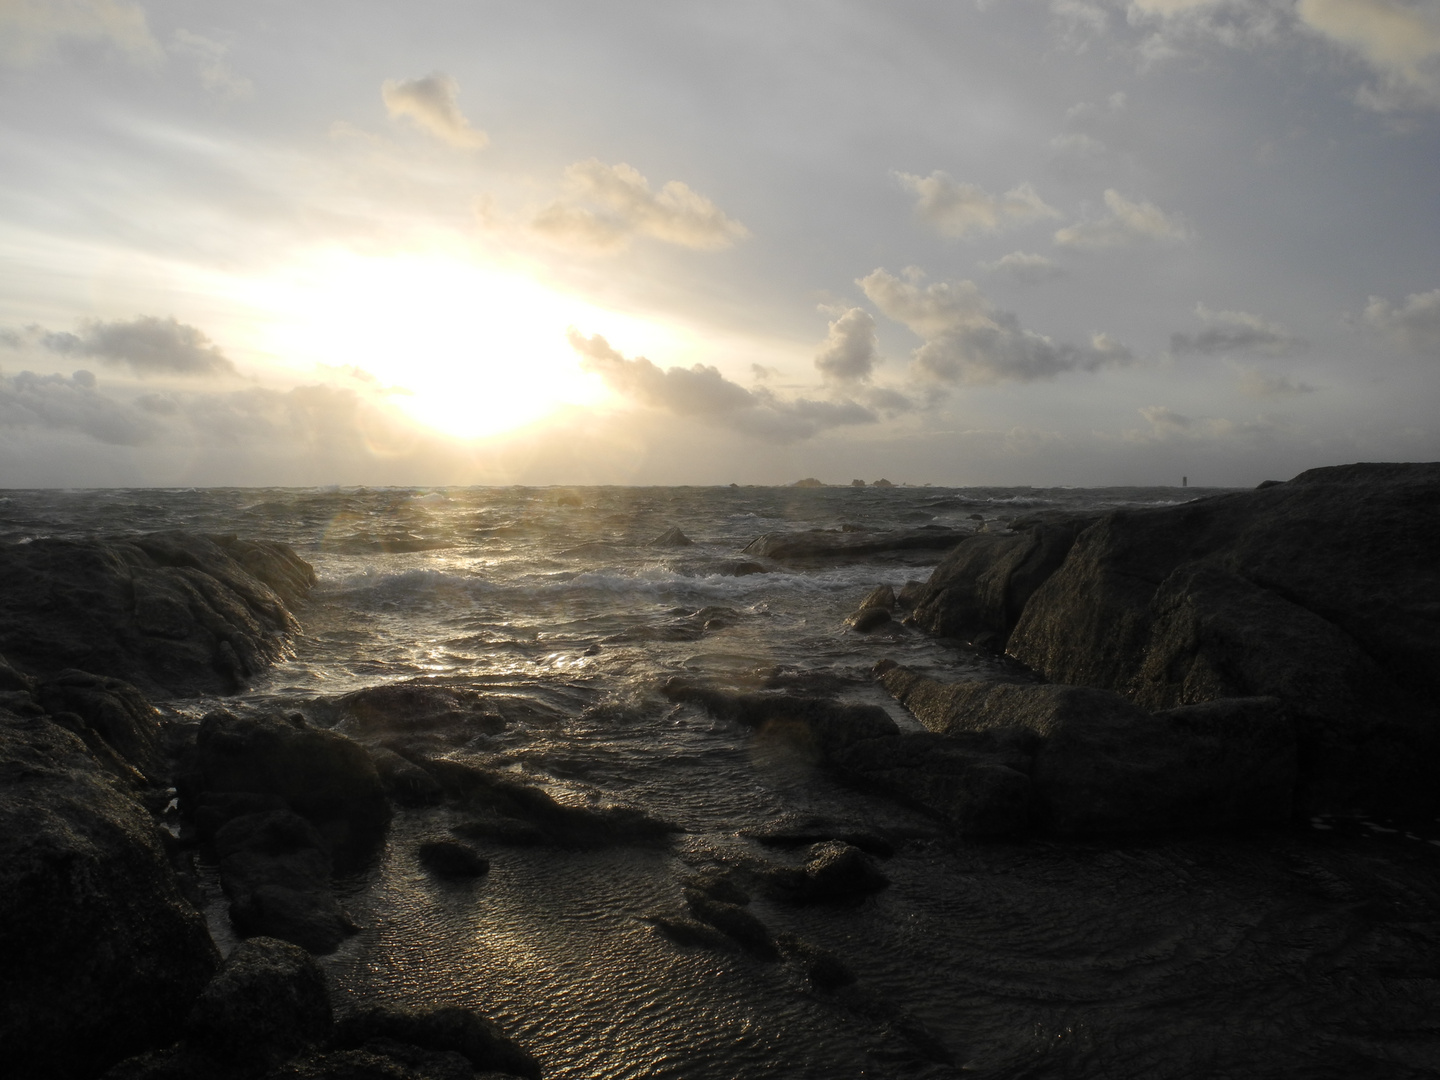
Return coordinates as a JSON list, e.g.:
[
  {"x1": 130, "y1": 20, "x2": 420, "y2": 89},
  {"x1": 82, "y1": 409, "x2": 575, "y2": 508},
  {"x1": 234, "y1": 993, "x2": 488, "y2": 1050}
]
[
  {"x1": 895, "y1": 173, "x2": 1060, "y2": 239},
  {"x1": 1364, "y1": 287, "x2": 1440, "y2": 355},
  {"x1": 0, "y1": 0, "x2": 161, "y2": 65},
  {"x1": 814, "y1": 307, "x2": 879, "y2": 382},
  {"x1": 0, "y1": 369, "x2": 154, "y2": 445},
  {"x1": 859, "y1": 268, "x2": 1134, "y2": 384},
  {"x1": 1127, "y1": 403, "x2": 1292, "y2": 443},
  {"x1": 382, "y1": 73, "x2": 489, "y2": 148},
  {"x1": 1297, "y1": 0, "x2": 1440, "y2": 111},
  {"x1": 170, "y1": 29, "x2": 252, "y2": 99},
  {"x1": 1169, "y1": 304, "x2": 1307, "y2": 356},
  {"x1": 25, "y1": 316, "x2": 237, "y2": 377},
  {"x1": 533, "y1": 160, "x2": 749, "y2": 253},
  {"x1": 1234, "y1": 365, "x2": 1319, "y2": 397},
  {"x1": 1054, "y1": 189, "x2": 1192, "y2": 249},
  {"x1": 567, "y1": 330, "x2": 875, "y2": 442},
  {"x1": 982, "y1": 251, "x2": 1065, "y2": 285}
]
